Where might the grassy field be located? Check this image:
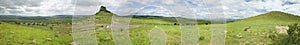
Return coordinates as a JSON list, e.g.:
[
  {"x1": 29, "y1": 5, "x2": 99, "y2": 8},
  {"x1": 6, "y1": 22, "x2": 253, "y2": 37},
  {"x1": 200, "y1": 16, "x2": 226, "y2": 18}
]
[
  {"x1": 0, "y1": 6, "x2": 300, "y2": 45},
  {"x1": 225, "y1": 11, "x2": 300, "y2": 45},
  {"x1": 0, "y1": 22, "x2": 72, "y2": 45},
  {"x1": 95, "y1": 8, "x2": 300, "y2": 45}
]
